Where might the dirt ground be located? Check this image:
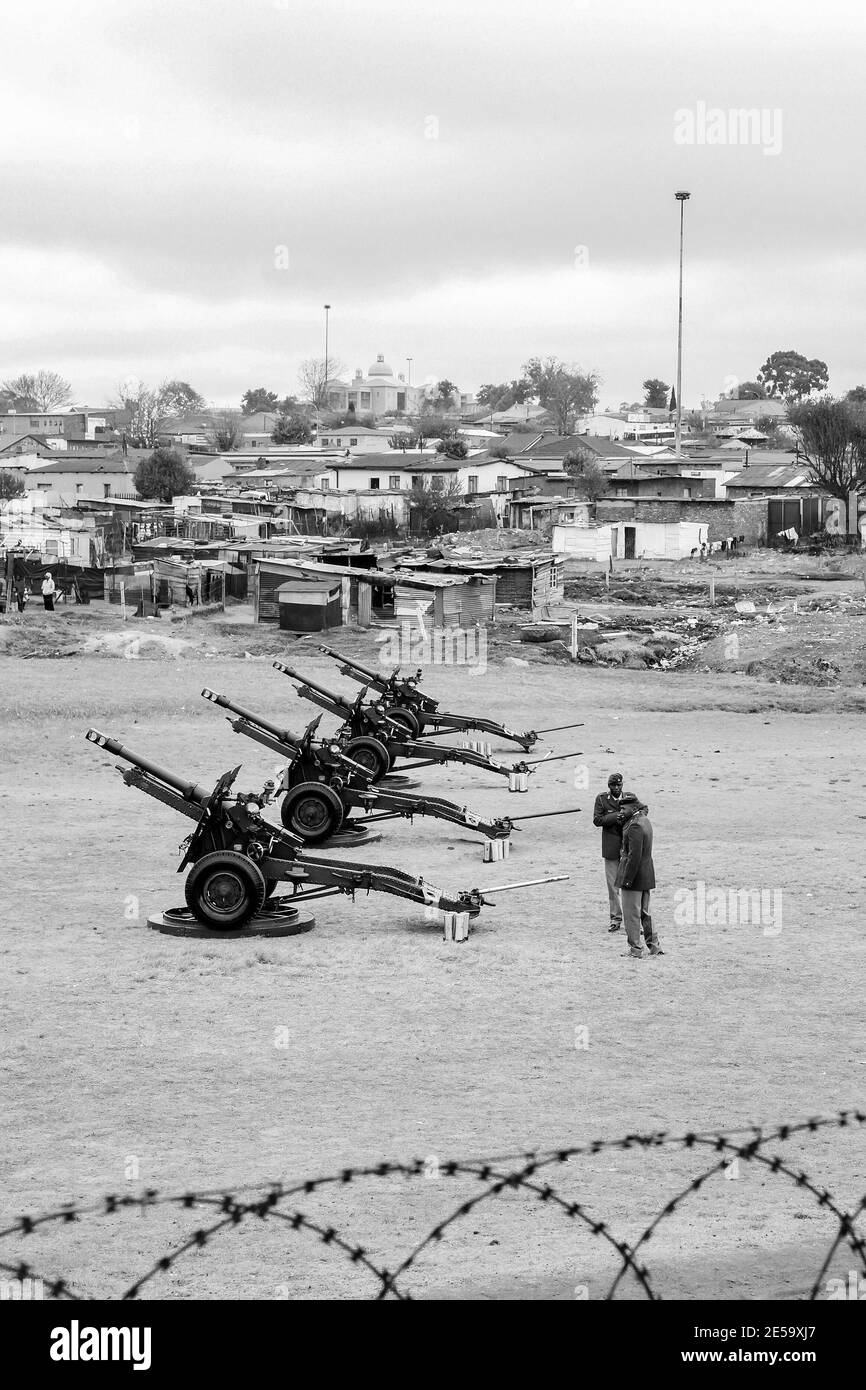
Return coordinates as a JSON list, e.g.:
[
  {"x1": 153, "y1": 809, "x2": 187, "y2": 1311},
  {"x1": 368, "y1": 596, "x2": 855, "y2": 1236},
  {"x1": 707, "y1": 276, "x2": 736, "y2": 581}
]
[{"x1": 3, "y1": 611, "x2": 865, "y2": 1300}]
